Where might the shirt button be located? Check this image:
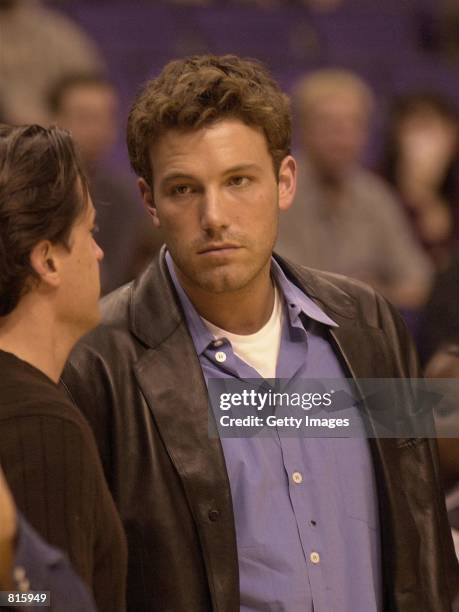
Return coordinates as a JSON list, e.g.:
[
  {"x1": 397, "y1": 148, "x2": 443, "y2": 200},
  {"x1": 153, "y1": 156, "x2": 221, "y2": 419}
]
[
  {"x1": 310, "y1": 552, "x2": 320, "y2": 564},
  {"x1": 213, "y1": 339, "x2": 224, "y2": 348},
  {"x1": 215, "y1": 351, "x2": 226, "y2": 363},
  {"x1": 292, "y1": 471, "x2": 303, "y2": 484}
]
